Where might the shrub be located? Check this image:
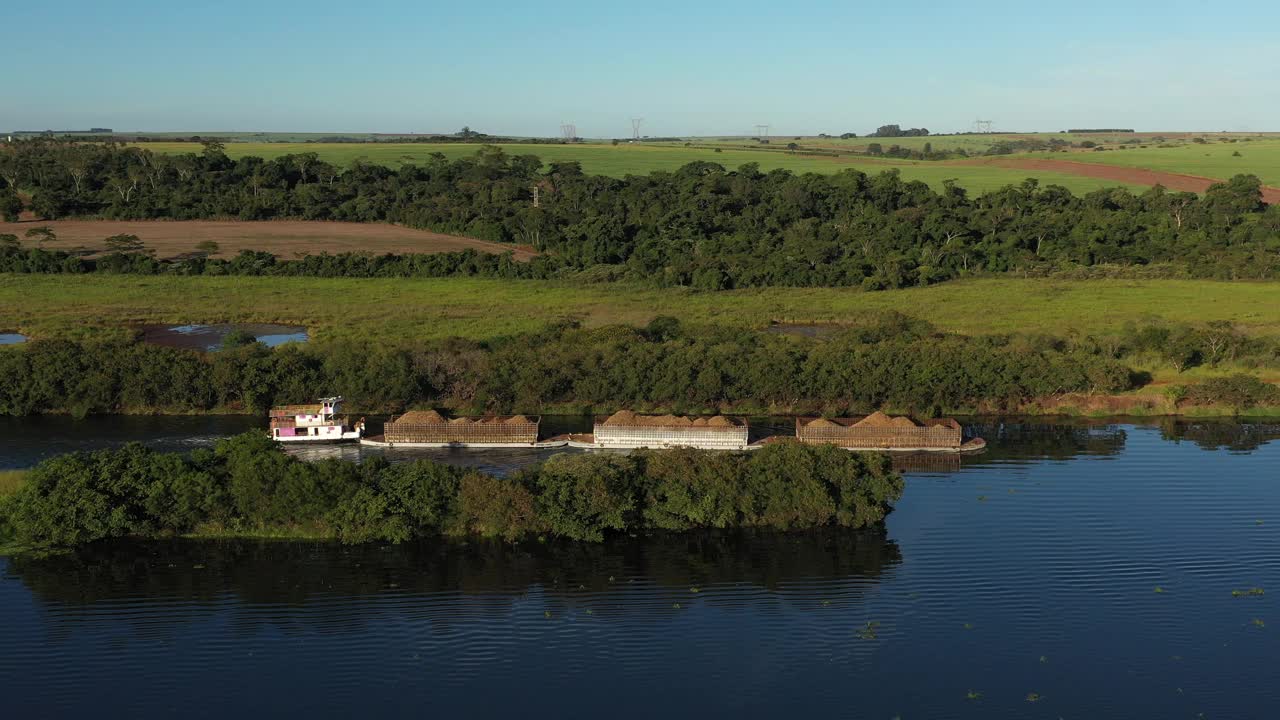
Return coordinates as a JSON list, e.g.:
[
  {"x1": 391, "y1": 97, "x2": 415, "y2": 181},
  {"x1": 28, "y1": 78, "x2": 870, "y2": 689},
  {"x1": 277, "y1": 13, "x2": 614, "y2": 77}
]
[
  {"x1": 1182, "y1": 375, "x2": 1280, "y2": 411},
  {"x1": 456, "y1": 471, "x2": 538, "y2": 541}
]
